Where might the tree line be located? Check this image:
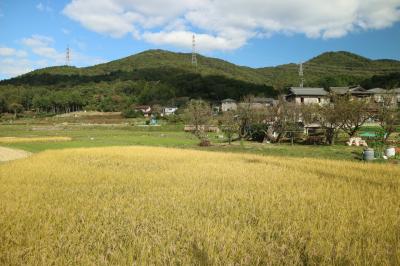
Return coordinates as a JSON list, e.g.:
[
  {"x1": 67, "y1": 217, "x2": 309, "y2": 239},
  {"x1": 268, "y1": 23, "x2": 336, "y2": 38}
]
[{"x1": 0, "y1": 68, "x2": 275, "y2": 116}]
